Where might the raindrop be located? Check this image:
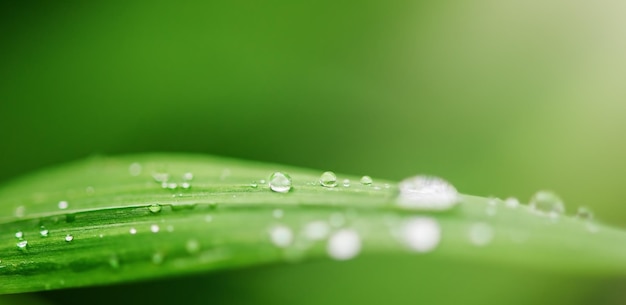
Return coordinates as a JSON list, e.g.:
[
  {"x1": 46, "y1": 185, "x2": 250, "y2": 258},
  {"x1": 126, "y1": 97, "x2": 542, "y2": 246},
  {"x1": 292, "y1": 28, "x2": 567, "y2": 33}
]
[
  {"x1": 468, "y1": 222, "x2": 494, "y2": 246},
  {"x1": 327, "y1": 229, "x2": 361, "y2": 260},
  {"x1": 186, "y1": 239, "x2": 200, "y2": 254},
  {"x1": 259, "y1": 179, "x2": 266, "y2": 184},
  {"x1": 360, "y1": 176, "x2": 373, "y2": 185},
  {"x1": 576, "y1": 206, "x2": 593, "y2": 220},
  {"x1": 250, "y1": 182, "x2": 258, "y2": 188},
  {"x1": 269, "y1": 172, "x2": 292, "y2": 193},
  {"x1": 400, "y1": 217, "x2": 441, "y2": 253},
  {"x1": 16, "y1": 240, "x2": 28, "y2": 249},
  {"x1": 530, "y1": 191, "x2": 565, "y2": 215},
  {"x1": 129, "y1": 163, "x2": 142, "y2": 176},
  {"x1": 342, "y1": 179, "x2": 350, "y2": 187},
  {"x1": 396, "y1": 175, "x2": 459, "y2": 210},
  {"x1": 65, "y1": 234, "x2": 74, "y2": 242},
  {"x1": 181, "y1": 182, "x2": 191, "y2": 189},
  {"x1": 150, "y1": 224, "x2": 160, "y2": 233},
  {"x1": 269, "y1": 225, "x2": 293, "y2": 248},
  {"x1": 129, "y1": 228, "x2": 137, "y2": 235},
  {"x1": 15, "y1": 231, "x2": 23, "y2": 239},
  {"x1": 273, "y1": 209, "x2": 284, "y2": 219},
  {"x1": 505, "y1": 197, "x2": 520, "y2": 209},
  {"x1": 304, "y1": 221, "x2": 330, "y2": 240},
  {"x1": 320, "y1": 171, "x2": 338, "y2": 188},
  {"x1": 182, "y1": 172, "x2": 194, "y2": 181},
  {"x1": 58, "y1": 201, "x2": 69, "y2": 210},
  {"x1": 167, "y1": 183, "x2": 178, "y2": 190},
  {"x1": 148, "y1": 203, "x2": 162, "y2": 213},
  {"x1": 40, "y1": 227, "x2": 49, "y2": 237}
]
